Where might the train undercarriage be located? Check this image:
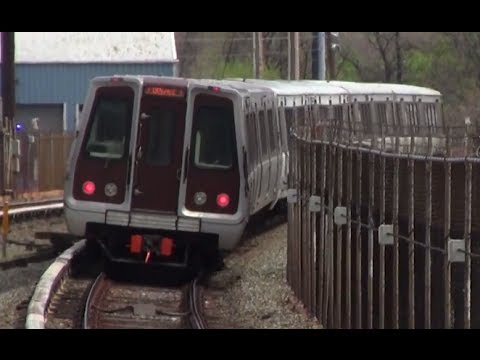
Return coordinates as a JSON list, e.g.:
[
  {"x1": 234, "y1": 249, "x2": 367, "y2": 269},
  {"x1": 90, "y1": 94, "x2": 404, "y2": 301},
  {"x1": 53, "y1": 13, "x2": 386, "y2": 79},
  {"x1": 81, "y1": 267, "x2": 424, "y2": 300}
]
[{"x1": 84, "y1": 223, "x2": 224, "y2": 273}]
